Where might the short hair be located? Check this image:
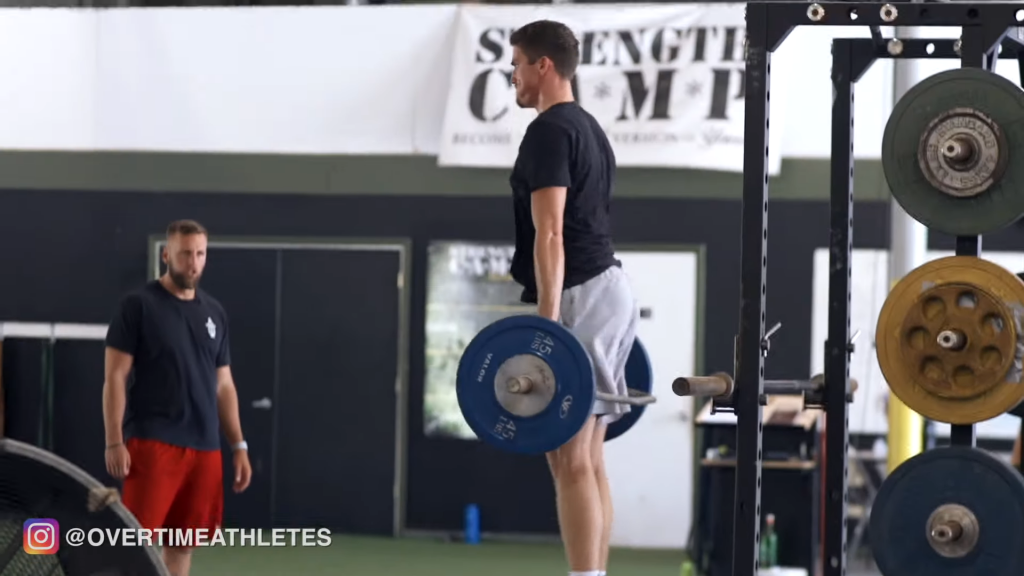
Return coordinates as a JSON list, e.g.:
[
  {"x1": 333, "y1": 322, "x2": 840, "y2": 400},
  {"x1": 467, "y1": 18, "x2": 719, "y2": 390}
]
[
  {"x1": 166, "y1": 219, "x2": 208, "y2": 238},
  {"x1": 510, "y1": 20, "x2": 580, "y2": 80}
]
